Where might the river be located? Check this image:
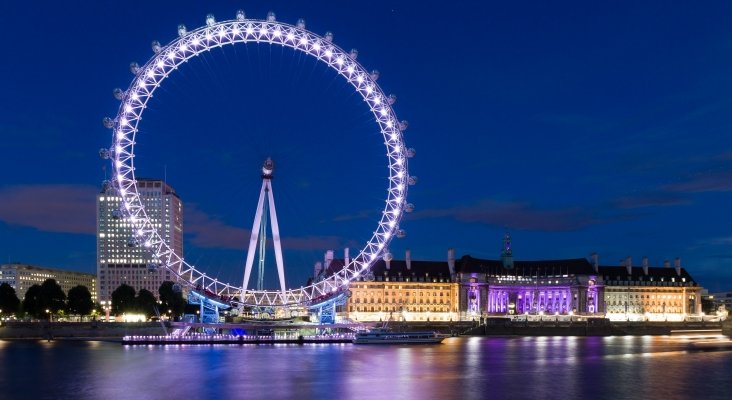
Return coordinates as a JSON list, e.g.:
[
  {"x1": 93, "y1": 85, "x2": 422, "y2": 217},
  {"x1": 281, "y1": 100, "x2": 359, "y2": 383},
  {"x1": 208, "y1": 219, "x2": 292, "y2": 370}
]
[{"x1": 1, "y1": 336, "x2": 730, "y2": 399}]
